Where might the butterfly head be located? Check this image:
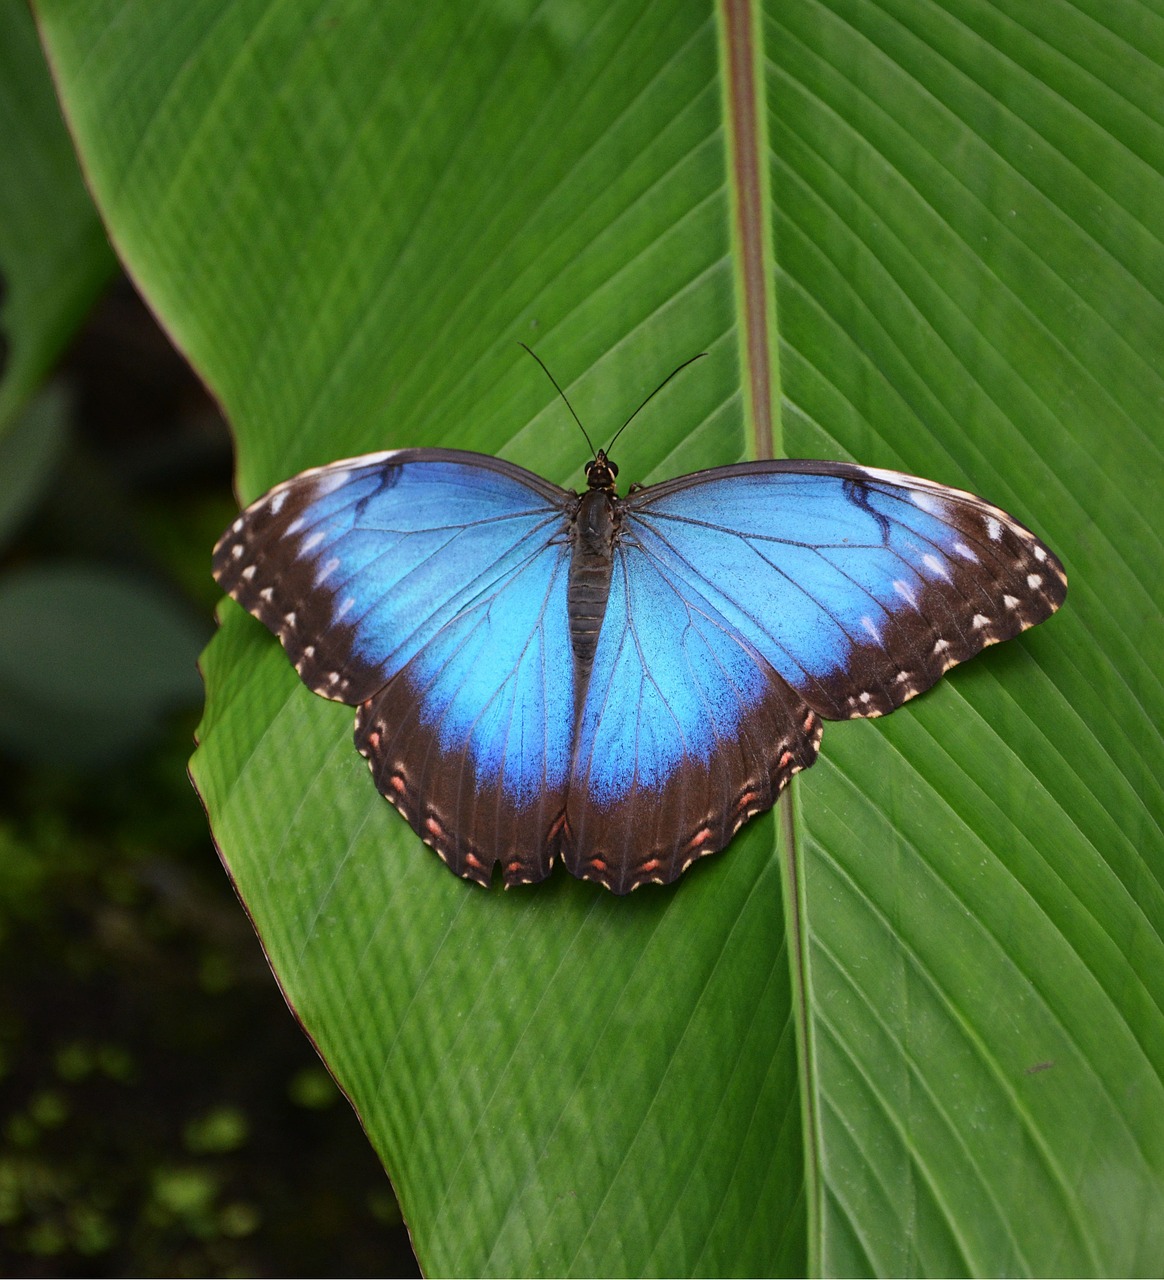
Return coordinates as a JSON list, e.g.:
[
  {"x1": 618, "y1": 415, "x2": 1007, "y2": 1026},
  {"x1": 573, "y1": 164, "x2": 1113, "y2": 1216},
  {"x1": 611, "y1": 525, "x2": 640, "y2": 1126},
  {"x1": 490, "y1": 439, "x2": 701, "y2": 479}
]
[{"x1": 584, "y1": 450, "x2": 619, "y2": 492}]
